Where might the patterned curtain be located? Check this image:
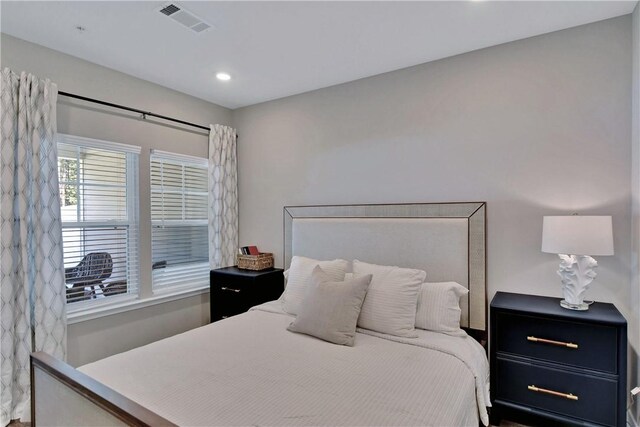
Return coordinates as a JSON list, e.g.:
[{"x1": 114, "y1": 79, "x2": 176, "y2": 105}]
[
  {"x1": 208, "y1": 124, "x2": 238, "y2": 269},
  {"x1": 0, "y1": 68, "x2": 66, "y2": 425}
]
